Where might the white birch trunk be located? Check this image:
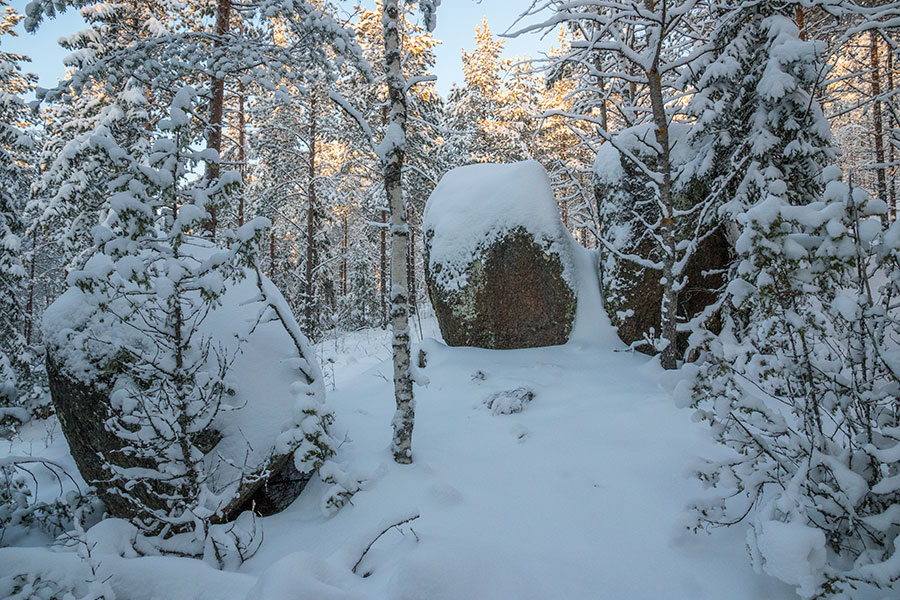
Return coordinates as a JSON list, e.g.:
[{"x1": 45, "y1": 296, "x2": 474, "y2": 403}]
[
  {"x1": 646, "y1": 60, "x2": 679, "y2": 370},
  {"x1": 383, "y1": 0, "x2": 414, "y2": 464}
]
